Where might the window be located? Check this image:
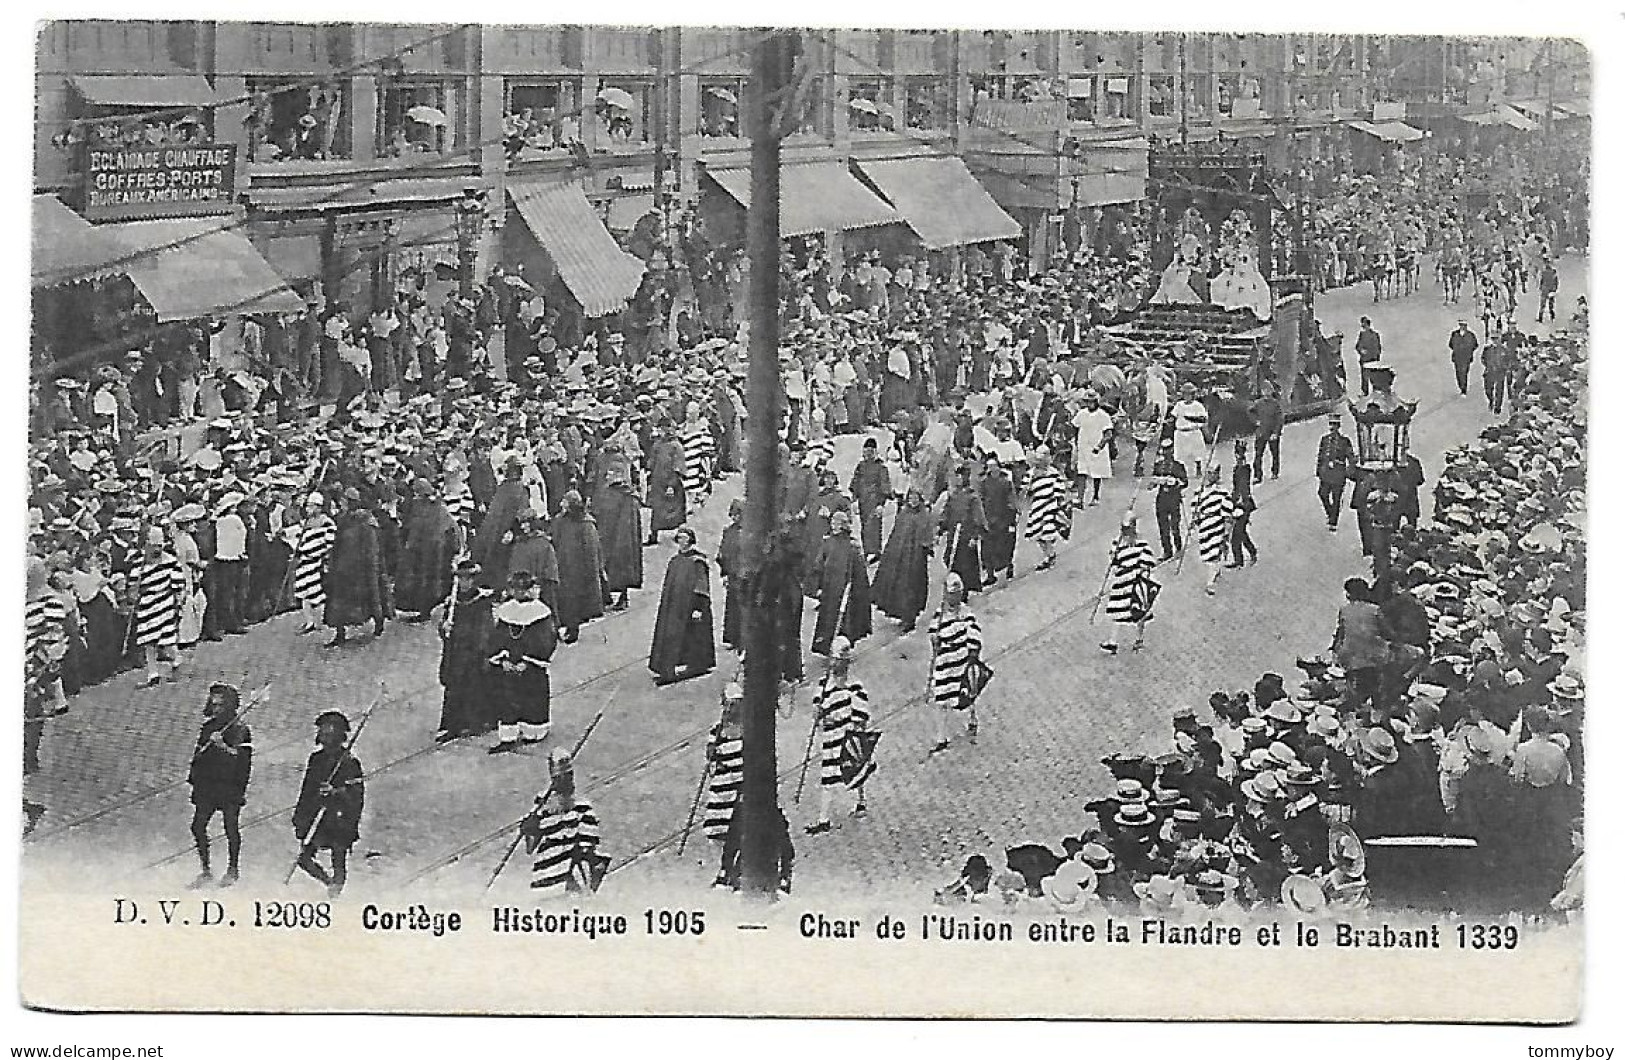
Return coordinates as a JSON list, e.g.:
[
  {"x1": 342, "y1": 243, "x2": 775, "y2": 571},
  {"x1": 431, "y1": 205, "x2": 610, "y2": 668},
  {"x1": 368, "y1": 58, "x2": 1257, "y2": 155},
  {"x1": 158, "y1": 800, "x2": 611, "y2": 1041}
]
[
  {"x1": 595, "y1": 79, "x2": 652, "y2": 144},
  {"x1": 903, "y1": 76, "x2": 948, "y2": 130},
  {"x1": 698, "y1": 77, "x2": 744, "y2": 137},
  {"x1": 504, "y1": 79, "x2": 581, "y2": 158},
  {"x1": 1147, "y1": 76, "x2": 1175, "y2": 118},
  {"x1": 794, "y1": 74, "x2": 827, "y2": 137},
  {"x1": 245, "y1": 77, "x2": 350, "y2": 162},
  {"x1": 1103, "y1": 76, "x2": 1130, "y2": 121},
  {"x1": 378, "y1": 79, "x2": 458, "y2": 157},
  {"x1": 70, "y1": 108, "x2": 212, "y2": 152},
  {"x1": 1066, "y1": 77, "x2": 1094, "y2": 123},
  {"x1": 849, "y1": 77, "x2": 891, "y2": 132}
]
